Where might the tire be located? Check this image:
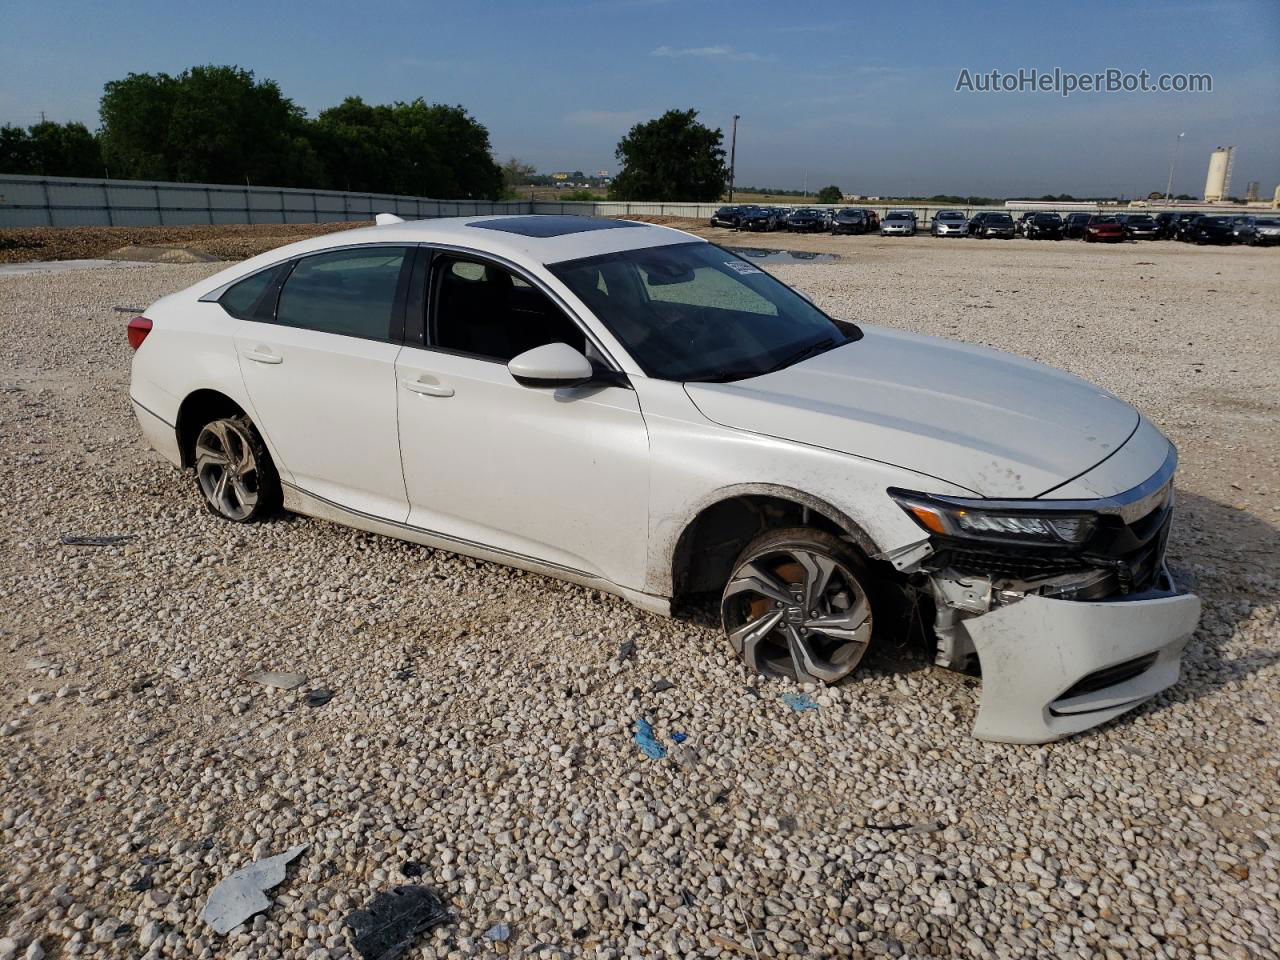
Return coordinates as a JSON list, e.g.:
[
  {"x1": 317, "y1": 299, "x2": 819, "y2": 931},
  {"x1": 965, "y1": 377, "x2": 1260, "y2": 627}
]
[
  {"x1": 193, "y1": 415, "x2": 281, "y2": 523},
  {"x1": 721, "y1": 527, "x2": 879, "y2": 685}
]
